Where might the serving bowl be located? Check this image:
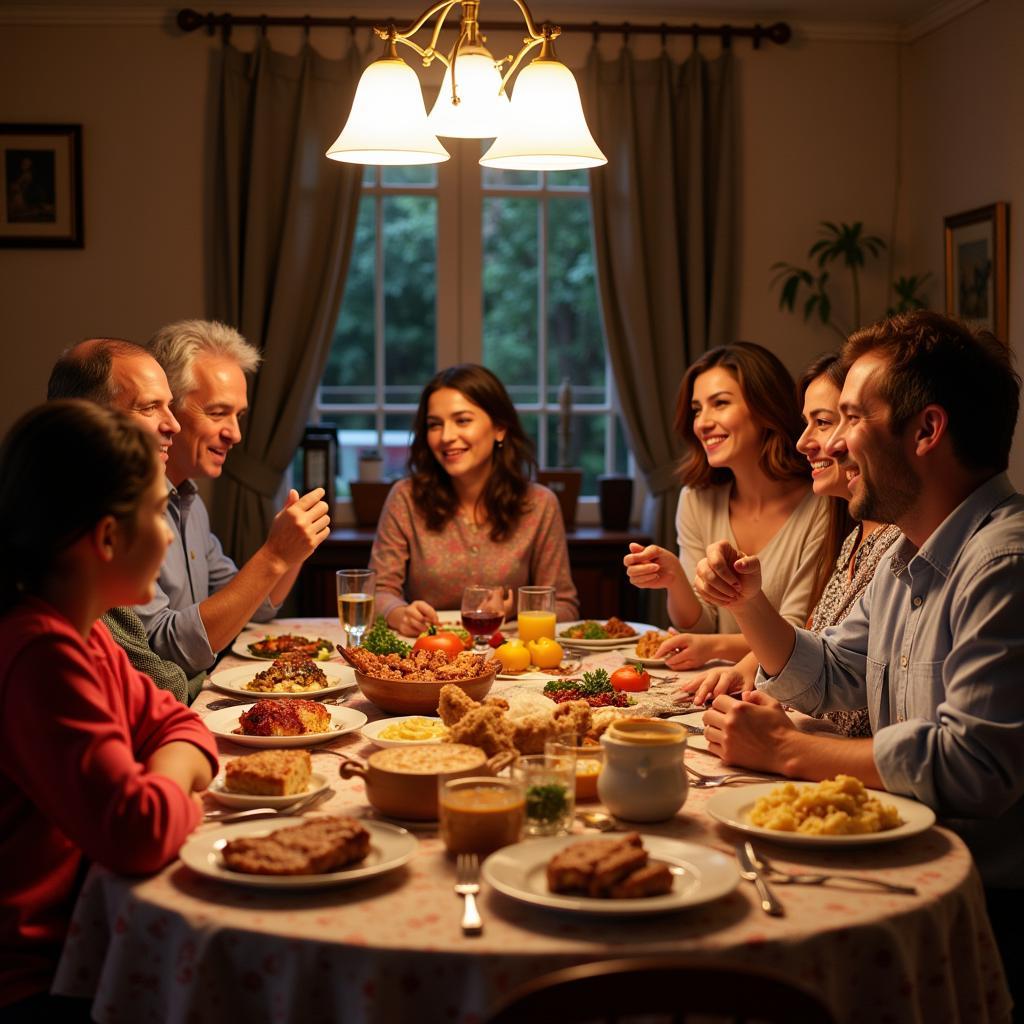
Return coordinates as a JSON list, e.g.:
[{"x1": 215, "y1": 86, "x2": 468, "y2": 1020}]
[{"x1": 351, "y1": 666, "x2": 497, "y2": 715}]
